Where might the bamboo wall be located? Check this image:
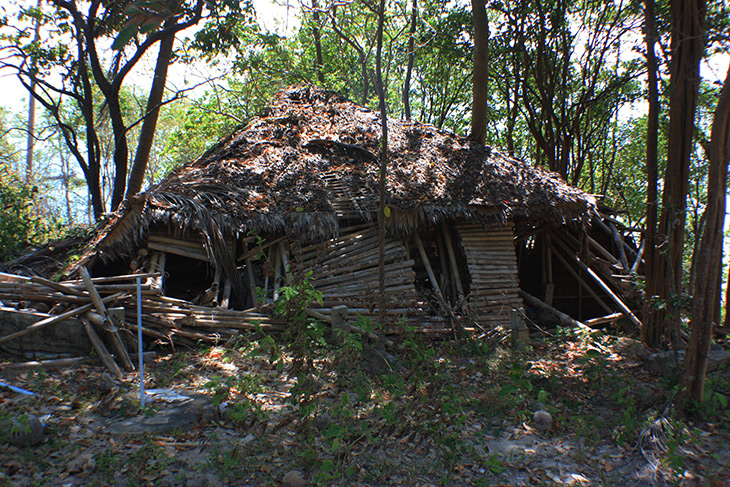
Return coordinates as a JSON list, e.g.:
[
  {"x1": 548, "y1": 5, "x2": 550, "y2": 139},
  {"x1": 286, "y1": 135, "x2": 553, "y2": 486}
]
[
  {"x1": 457, "y1": 222, "x2": 523, "y2": 326},
  {"x1": 296, "y1": 226, "x2": 423, "y2": 331}
]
